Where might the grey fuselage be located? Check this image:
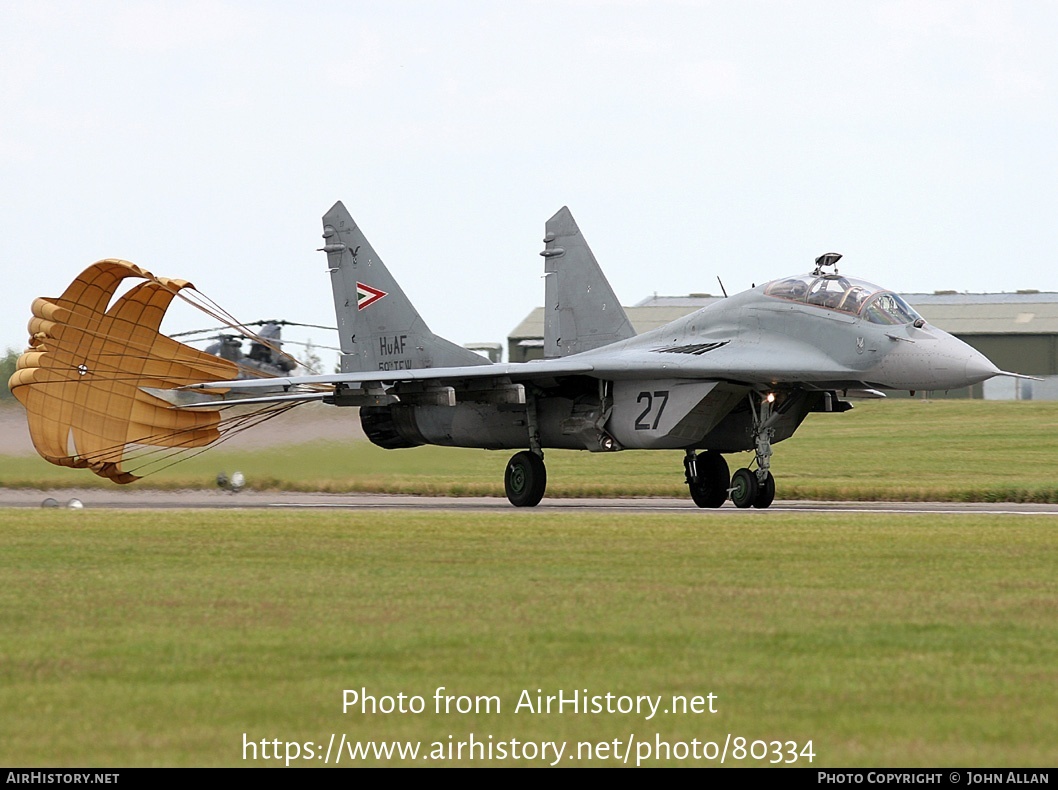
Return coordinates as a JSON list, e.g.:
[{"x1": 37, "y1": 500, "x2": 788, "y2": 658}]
[{"x1": 360, "y1": 274, "x2": 998, "y2": 455}]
